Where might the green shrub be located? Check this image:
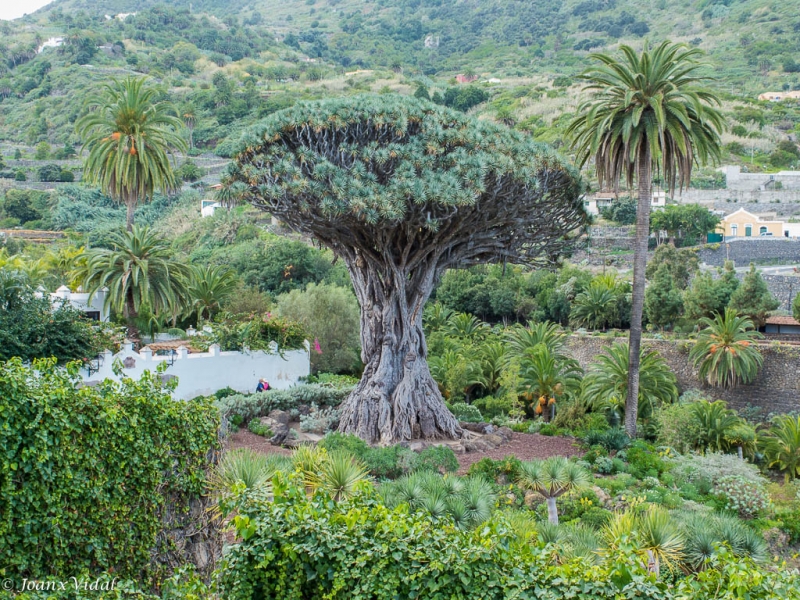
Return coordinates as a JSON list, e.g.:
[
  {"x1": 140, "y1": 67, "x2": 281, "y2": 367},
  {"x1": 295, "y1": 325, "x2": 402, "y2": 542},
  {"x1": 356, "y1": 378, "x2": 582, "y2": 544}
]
[
  {"x1": 416, "y1": 445, "x2": 459, "y2": 474},
  {"x1": 248, "y1": 419, "x2": 273, "y2": 437},
  {"x1": 318, "y1": 433, "x2": 415, "y2": 480},
  {"x1": 668, "y1": 452, "x2": 766, "y2": 487},
  {"x1": 714, "y1": 476, "x2": 772, "y2": 519},
  {"x1": 777, "y1": 508, "x2": 800, "y2": 543},
  {"x1": 625, "y1": 442, "x2": 670, "y2": 479},
  {"x1": 217, "y1": 384, "x2": 354, "y2": 422},
  {"x1": 580, "y1": 506, "x2": 613, "y2": 529},
  {"x1": 0, "y1": 359, "x2": 219, "y2": 582},
  {"x1": 448, "y1": 402, "x2": 484, "y2": 422},
  {"x1": 583, "y1": 427, "x2": 630, "y2": 451}
]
